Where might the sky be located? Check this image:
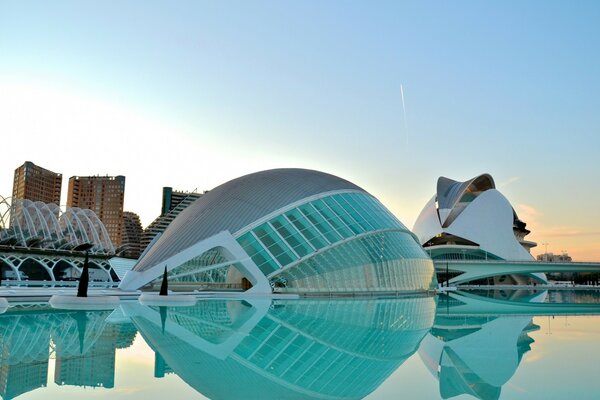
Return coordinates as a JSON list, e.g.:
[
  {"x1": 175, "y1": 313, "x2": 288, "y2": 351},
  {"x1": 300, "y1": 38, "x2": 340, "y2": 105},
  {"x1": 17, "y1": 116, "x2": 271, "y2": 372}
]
[{"x1": 0, "y1": 1, "x2": 599, "y2": 260}]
